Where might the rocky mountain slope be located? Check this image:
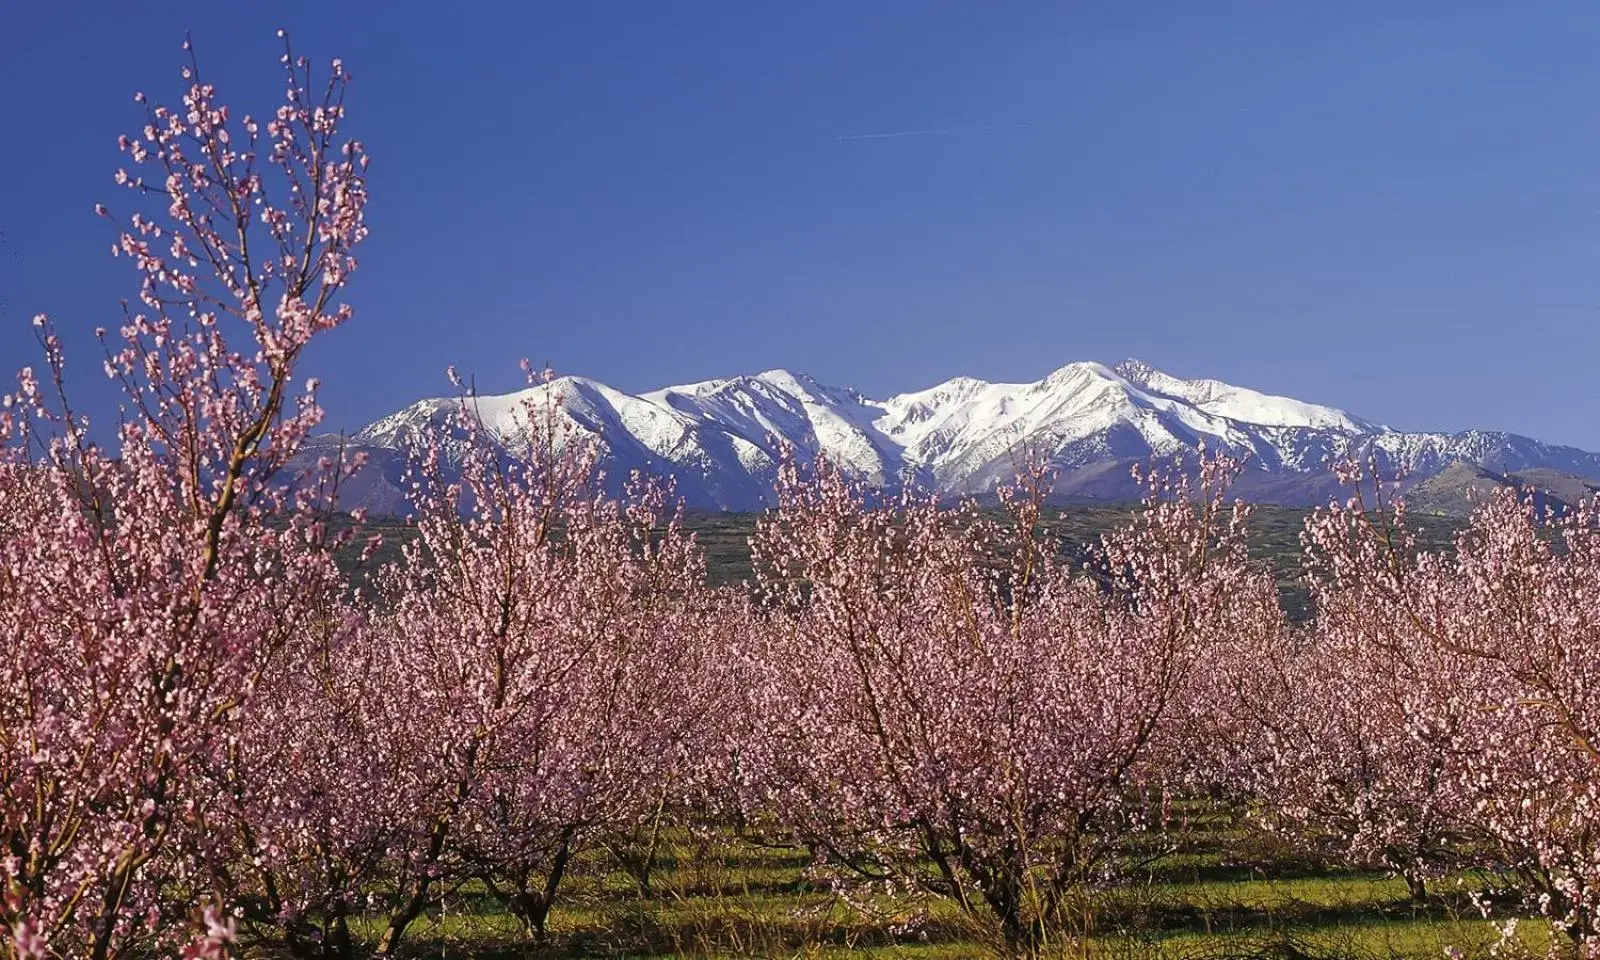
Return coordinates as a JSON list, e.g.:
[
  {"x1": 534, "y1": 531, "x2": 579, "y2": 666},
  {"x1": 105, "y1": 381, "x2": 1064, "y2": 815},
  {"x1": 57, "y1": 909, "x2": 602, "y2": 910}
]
[{"x1": 1401, "y1": 461, "x2": 1600, "y2": 517}]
